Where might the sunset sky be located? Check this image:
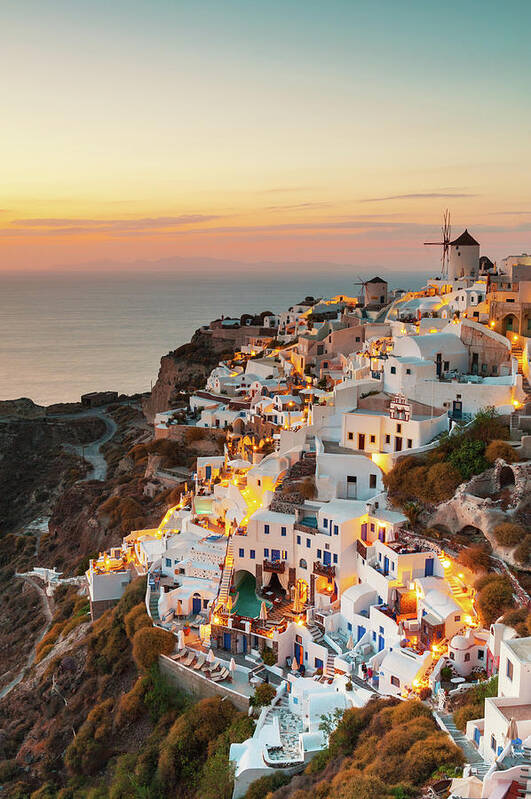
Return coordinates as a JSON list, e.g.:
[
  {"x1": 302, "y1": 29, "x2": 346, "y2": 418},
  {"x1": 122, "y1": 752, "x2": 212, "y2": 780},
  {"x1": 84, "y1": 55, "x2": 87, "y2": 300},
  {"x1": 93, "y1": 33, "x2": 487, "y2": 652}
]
[{"x1": 2, "y1": 0, "x2": 531, "y2": 273}]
